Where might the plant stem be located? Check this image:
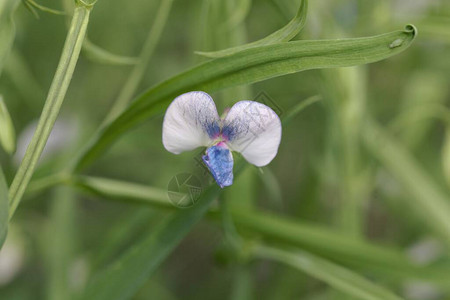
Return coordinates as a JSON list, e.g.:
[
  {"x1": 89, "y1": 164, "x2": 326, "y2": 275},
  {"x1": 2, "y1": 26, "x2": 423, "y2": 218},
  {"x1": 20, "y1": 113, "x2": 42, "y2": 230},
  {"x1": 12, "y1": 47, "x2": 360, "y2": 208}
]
[
  {"x1": 8, "y1": 3, "x2": 92, "y2": 219},
  {"x1": 103, "y1": 0, "x2": 173, "y2": 123}
]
